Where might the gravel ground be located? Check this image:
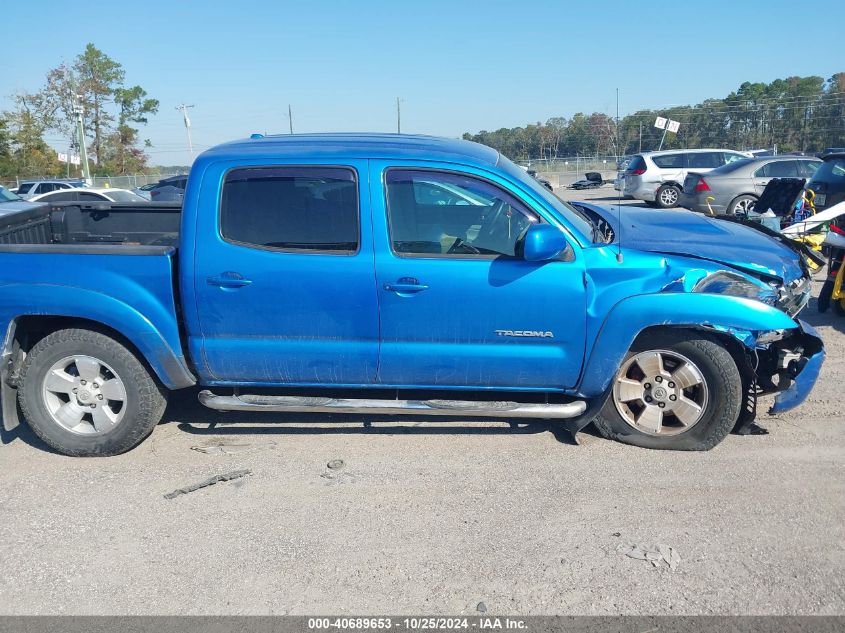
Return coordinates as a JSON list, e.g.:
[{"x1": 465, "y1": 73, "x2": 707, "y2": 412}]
[{"x1": 0, "y1": 194, "x2": 842, "y2": 615}]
